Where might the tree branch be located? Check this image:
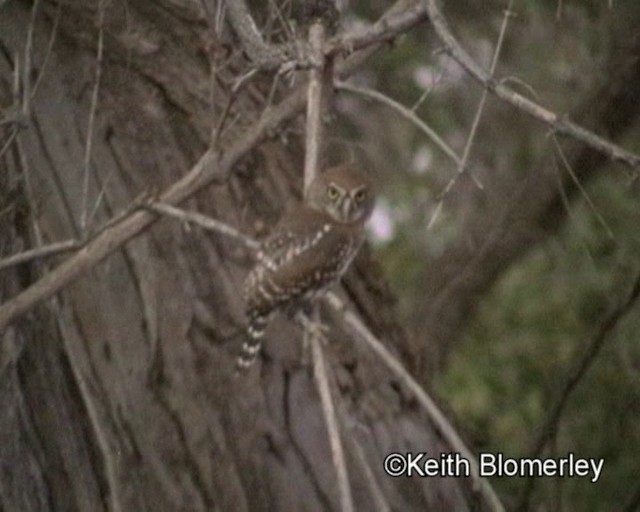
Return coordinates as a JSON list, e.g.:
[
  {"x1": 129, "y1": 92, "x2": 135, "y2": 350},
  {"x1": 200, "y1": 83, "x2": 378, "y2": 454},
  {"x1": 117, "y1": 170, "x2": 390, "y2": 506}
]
[
  {"x1": 336, "y1": 81, "x2": 464, "y2": 170},
  {"x1": 325, "y1": 1, "x2": 428, "y2": 58},
  {"x1": 0, "y1": 239, "x2": 83, "y2": 272},
  {"x1": 421, "y1": 0, "x2": 640, "y2": 170},
  {"x1": 323, "y1": 291, "x2": 505, "y2": 512},
  {"x1": 224, "y1": 0, "x2": 291, "y2": 70}
]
